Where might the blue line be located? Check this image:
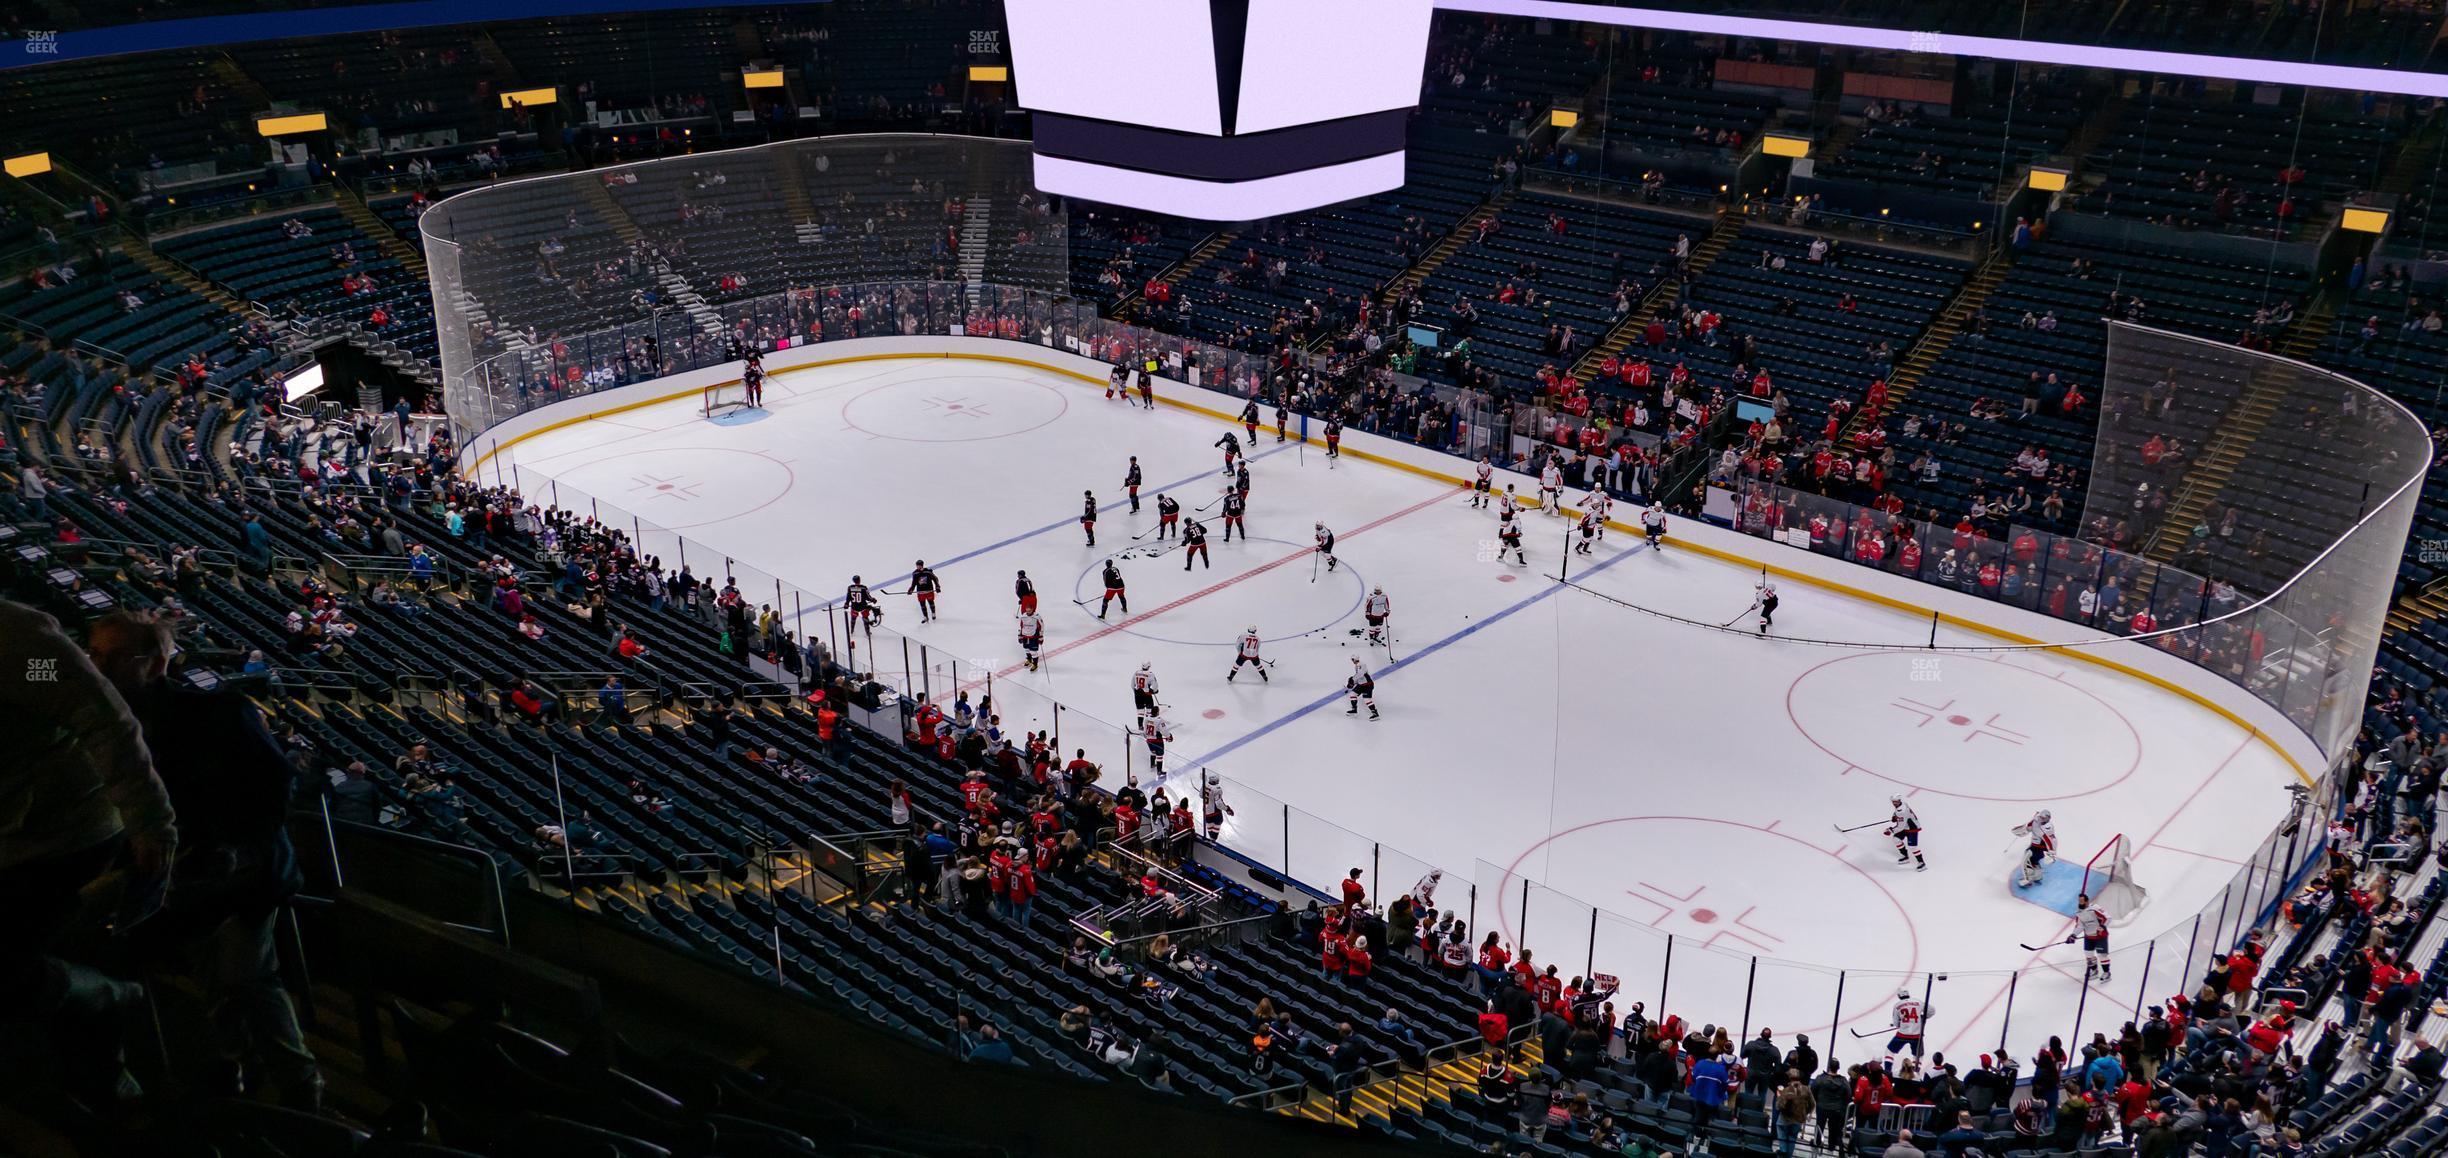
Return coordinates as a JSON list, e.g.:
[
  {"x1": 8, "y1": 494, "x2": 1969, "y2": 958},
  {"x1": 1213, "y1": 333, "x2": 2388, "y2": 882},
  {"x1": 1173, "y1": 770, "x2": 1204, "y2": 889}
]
[
  {"x1": 793, "y1": 443, "x2": 1289, "y2": 618},
  {"x1": 1174, "y1": 540, "x2": 1652, "y2": 773}
]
